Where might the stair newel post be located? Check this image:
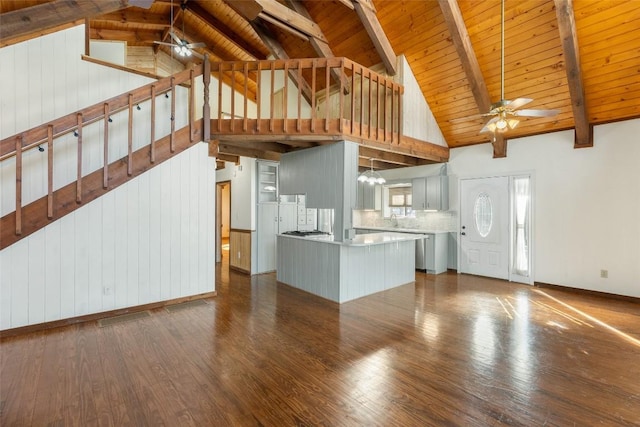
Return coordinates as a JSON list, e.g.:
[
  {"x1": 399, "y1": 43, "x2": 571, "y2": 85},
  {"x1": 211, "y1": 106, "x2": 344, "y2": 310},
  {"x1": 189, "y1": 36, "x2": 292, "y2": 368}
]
[
  {"x1": 189, "y1": 69, "x2": 195, "y2": 143},
  {"x1": 202, "y1": 54, "x2": 211, "y2": 144},
  {"x1": 283, "y1": 61, "x2": 289, "y2": 133},
  {"x1": 397, "y1": 85, "x2": 403, "y2": 145},
  {"x1": 359, "y1": 65, "x2": 364, "y2": 137},
  {"x1": 127, "y1": 94, "x2": 133, "y2": 176},
  {"x1": 47, "y1": 125, "x2": 54, "y2": 218},
  {"x1": 368, "y1": 69, "x2": 372, "y2": 139},
  {"x1": 350, "y1": 61, "x2": 356, "y2": 135},
  {"x1": 311, "y1": 60, "x2": 316, "y2": 133},
  {"x1": 76, "y1": 113, "x2": 83, "y2": 203},
  {"x1": 15, "y1": 135, "x2": 22, "y2": 235},
  {"x1": 103, "y1": 103, "x2": 109, "y2": 188},
  {"x1": 170, "y1": 77, "x2": 176, "y2": 153},
  {"x1": 150, "y1": 85, "x2": 156, "y2": 162}
]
